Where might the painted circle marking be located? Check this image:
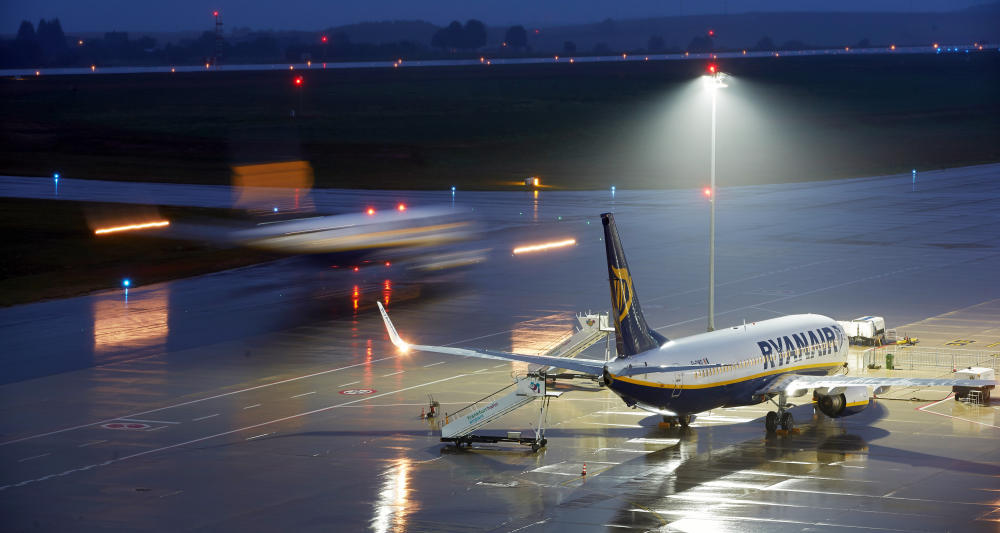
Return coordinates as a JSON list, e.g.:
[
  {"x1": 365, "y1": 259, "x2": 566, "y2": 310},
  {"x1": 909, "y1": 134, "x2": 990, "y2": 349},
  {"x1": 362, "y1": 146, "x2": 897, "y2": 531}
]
[
  {"x1": 102, "y1": 422, "x2": 150, "y2": 430},
  {"x1": 339, "y1": 388, "x2": 376, "y2": 395}
]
